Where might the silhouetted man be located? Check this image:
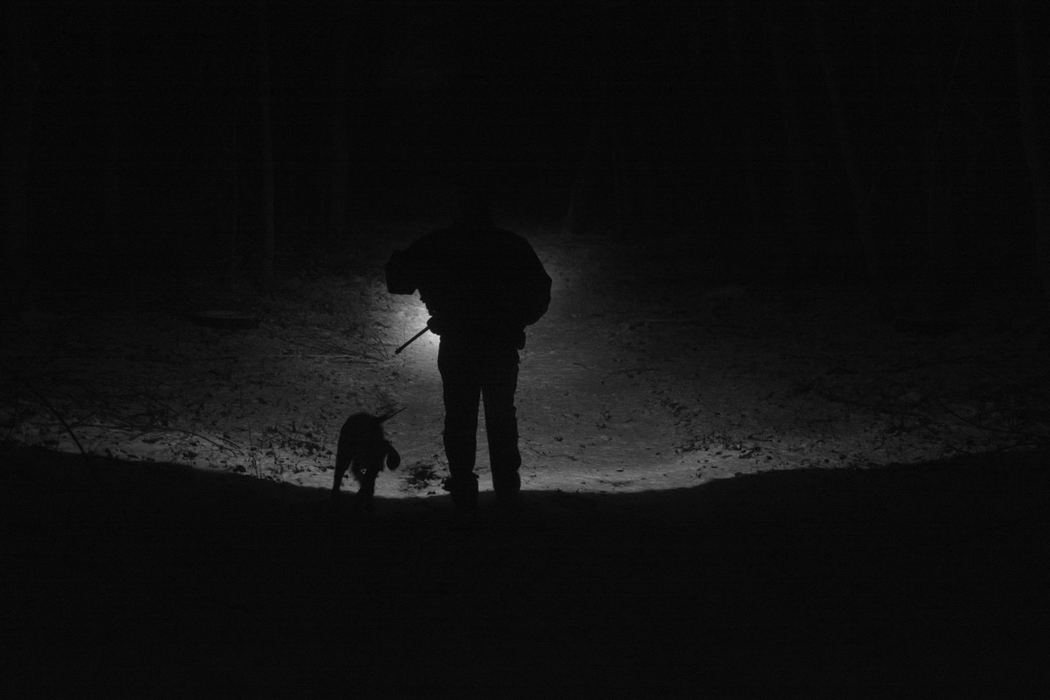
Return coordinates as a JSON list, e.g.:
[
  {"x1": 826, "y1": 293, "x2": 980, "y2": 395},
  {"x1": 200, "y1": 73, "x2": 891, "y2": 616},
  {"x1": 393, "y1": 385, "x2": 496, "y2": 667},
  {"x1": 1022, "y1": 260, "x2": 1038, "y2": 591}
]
[{"x1": 386, "y1": 194, "x2": 551, "y2": 514}]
